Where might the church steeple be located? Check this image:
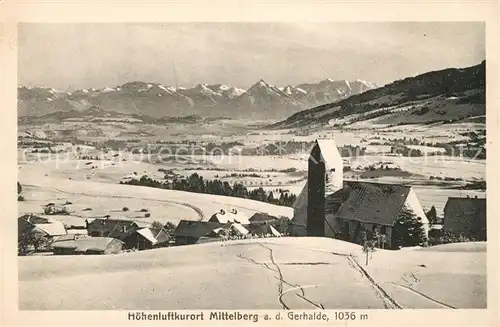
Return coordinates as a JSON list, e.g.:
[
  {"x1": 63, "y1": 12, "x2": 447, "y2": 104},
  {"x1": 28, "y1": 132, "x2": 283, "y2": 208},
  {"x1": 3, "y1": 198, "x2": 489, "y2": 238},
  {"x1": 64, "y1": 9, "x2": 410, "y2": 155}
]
[
  {"x1": 306, "y1": 139, "x2": 343, "y2": 236},
  {"x1": 313, "y1": 139, "x2": 343, "y2": 195}
]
